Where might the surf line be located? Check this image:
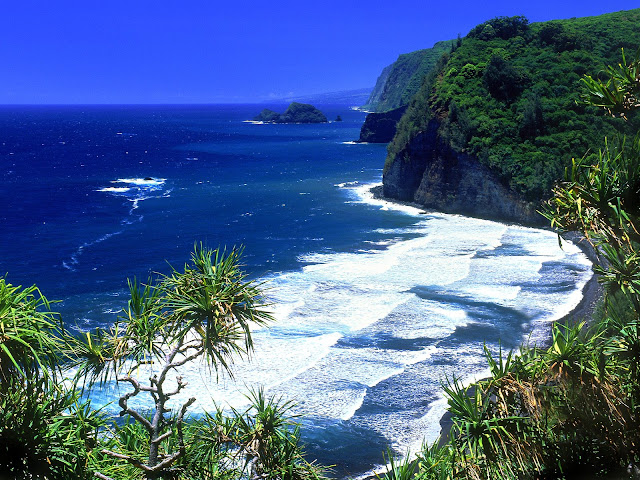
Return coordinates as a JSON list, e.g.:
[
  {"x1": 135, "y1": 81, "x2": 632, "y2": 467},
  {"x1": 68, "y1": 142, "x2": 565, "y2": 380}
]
[
  {"x1": 62, "y1": 230, "x2": 124, "y2": 271},
  {"x1": 63, "y1": 177, "x2": 167, "y2": 270}
]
